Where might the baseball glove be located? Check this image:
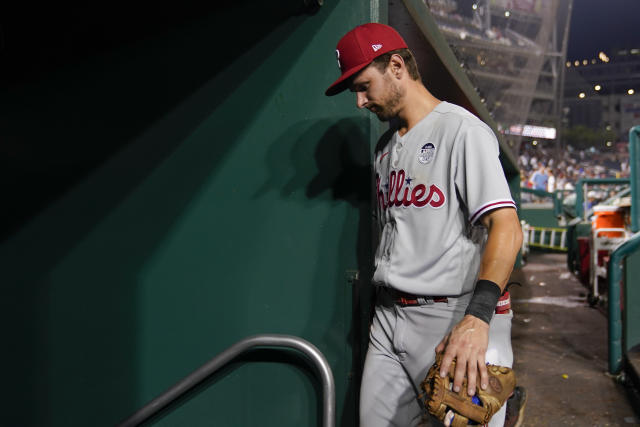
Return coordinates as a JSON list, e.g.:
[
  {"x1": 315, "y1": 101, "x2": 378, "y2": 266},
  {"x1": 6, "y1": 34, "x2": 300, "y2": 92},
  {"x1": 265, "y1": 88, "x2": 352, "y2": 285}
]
[{"x1": 420, "y1": 353, "x2": 516, "y2": 427}]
